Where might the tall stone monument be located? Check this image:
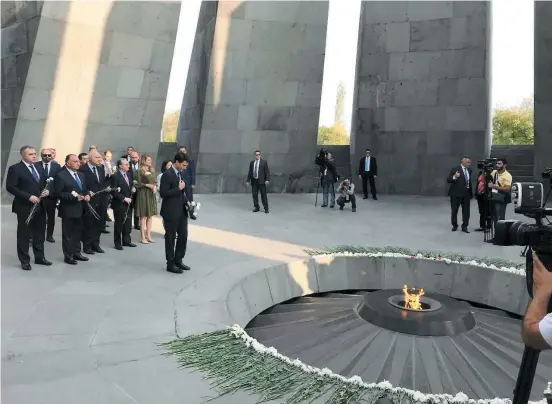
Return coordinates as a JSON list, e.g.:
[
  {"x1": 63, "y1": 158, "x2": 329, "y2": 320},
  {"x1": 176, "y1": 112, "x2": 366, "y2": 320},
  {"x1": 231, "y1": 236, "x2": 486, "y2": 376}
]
[
  {"x1": 351, "y1": 1, "x2": 491, "y2": 196},
  {"x1": 178, "y1": 1, "x2": 328, "y2": 193},
  {"x1": 1, "y1": 0, "x2": 179, "y2": 183},
  {"x1": 534, "y1": 1, "x2": 552, "y2": 182}
]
